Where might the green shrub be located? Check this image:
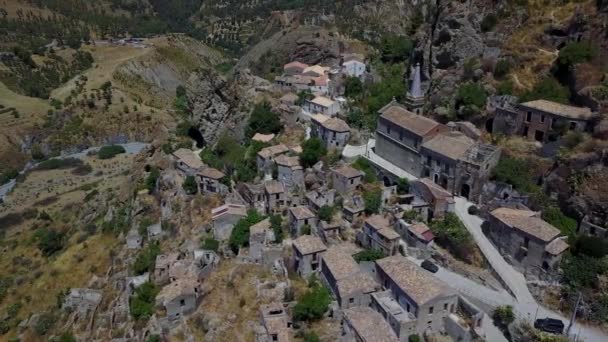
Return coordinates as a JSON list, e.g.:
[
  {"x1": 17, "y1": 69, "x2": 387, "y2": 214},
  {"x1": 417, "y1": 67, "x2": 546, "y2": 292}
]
[
  {"x1": 363, "y1": 188, "x2": 382, "y2": 215},
  {"x1": 558, "y1": 41, "x2": 597, "y2": 66},
  {"x1": 457, "y1": 83, "x2": 487, "y2": 108},
  {"x1": 521, "y1": 77, "x2": 570, "y2": 104},
  {"x1": 132, "y1": 242, "x2": 161, "y2": 275},
  {"x1": 293, "y1": 283, "x2": 331, "y2": 322},
  {"x1": 380, "y1": 34, "x2": 413, "y2": 63},
  {"x1": 300, "y1": 138, "x2": 327, "y2": 168},
  {"x1": 497, "y1": 80, "x2": 514, "y2": 95},
  {"x1": 494, "y1": 60, "x2": 511, "y2": 78},
  {"x1": 480, "y1": 14, "x2": 498, "y2": 32},
  {"x1": 430, "y1": 213, "x2": 475, "y2": 263},
  {"x1": 201, "y1": 238, "x2": 219, "y2": 252},
  {"x1": 34, "y1": 312, "x2": 56, "y2": 336},
  {"x1": 492, "y1": 305, "x2": 515, "y2": 329},
  {"x1": 97, "y1": 145, "x2": 126, "y2": 159},
  {"x1": 492, "y1": 156, "x2": 539, "y2": 193},
  {"x1": 301, "y1": 224, "x2": 312, "y2": 235},
  {"x1": 396, "y1": 177, "x2": 410, "y2": 194},
  {"x1": 561, "y1": 254, "x2": 608, "y2": 288},
  {"x1": 353, "y1": 249, "x2": 384, "y2": 262},
  {"x1": 408, "y1": 335, "x2": 422, "y2": 342},
  {"x1": 245, "y1": 101, "x2": 281, "y2": 139},
  {"x1": 182, "y1": 175, "x2": 198, "y2": 194},
  {"x1": 270, "y1": 215, "x2": 284, "y2": 243},
  {"x1": 573, "y1": 236, "x2": 608, "y2": 258},
  {"x1": 542, "y1": 207, "x2": 577, "y2": 236},
  {"x1": 318, "y1": 205, "x2": 334, "y2": 222},
  {"x1": 145, "y1": 167, "x2": 160, "y2": 193},
  {"x1": 344, "y1": 76, "x2": 364, "y2": 99},
  {"x1": 353, "y1": 157, "x2": 377, "y2": 183},
  {"x1": 0, "y1": 169, "x2": 19, "y2": 186},
  {"x1": 229, "y1": 210, "x2": 264, "y2": 253},
  {"x1": 35, "y1": 228, "x2": 65, "y2": 256},
  {"x1": 303, "y1": 331, "x2": 320, "y2": 342},
  {"x1": 130, "y1": 282, "x2": 159, "y2": 321}
]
